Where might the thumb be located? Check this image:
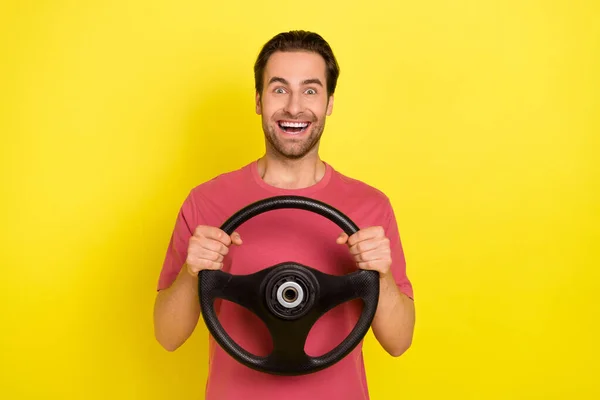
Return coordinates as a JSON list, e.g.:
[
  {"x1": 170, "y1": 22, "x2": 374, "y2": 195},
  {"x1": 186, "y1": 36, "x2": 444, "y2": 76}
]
[
  {"x1": 231, "y1": 231, "x2": 243, "y2": 245},
  {"x1": 336, "y1": 232, "x2": 349, "y2": 244}
]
